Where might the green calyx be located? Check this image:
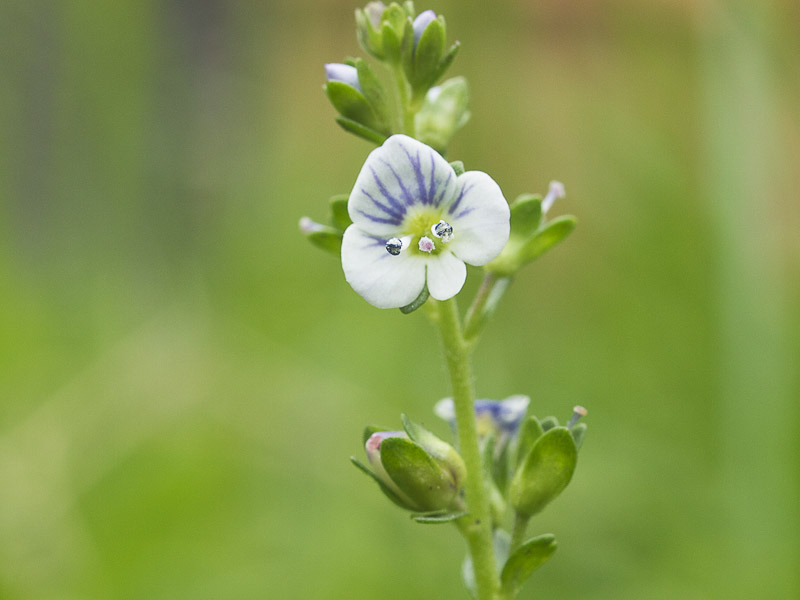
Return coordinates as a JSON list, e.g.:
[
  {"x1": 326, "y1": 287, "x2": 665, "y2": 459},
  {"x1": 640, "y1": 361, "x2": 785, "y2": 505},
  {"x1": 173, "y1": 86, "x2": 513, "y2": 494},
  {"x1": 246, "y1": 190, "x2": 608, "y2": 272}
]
[{"x1": 509, "y1": 427, "x2": 578, "y2": 518}]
